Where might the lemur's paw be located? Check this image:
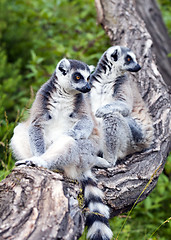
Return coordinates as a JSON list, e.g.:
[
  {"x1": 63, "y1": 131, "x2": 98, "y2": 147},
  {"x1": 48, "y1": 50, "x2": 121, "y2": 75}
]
[
  {"x1": 107, "y1": 158, "x2": 117, "y2": 168},
  {"x1": 15, "y1": 159, "x2": 35, "y2": 166},
  {"x1": 93, "y1": 157, "x2": 111, "y2": 168},
  {"x1": 68, "y1": 130, "x2": 82, "y2": 140},
  {"x1": 67, "y1": 129, "x2": 76, "y2": 138},
  {"x1": 96, "y1": 104, "x2": 130, "y2": 118},
  {"x1": 118, "y1": 108, "x2": 130, "y2": 117},
  {"x1": 95, "y1": 104, "x2": 119, "y2": 118},
  {"x1": 95, "y1": 106, "x2": 111, "y2": 118},
  {"x1": 67, "y1": 129, "x2": 90, "y2": 140},
  {"x1": 15, "y1": 157, "x2": 46, "y2": 168}
]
